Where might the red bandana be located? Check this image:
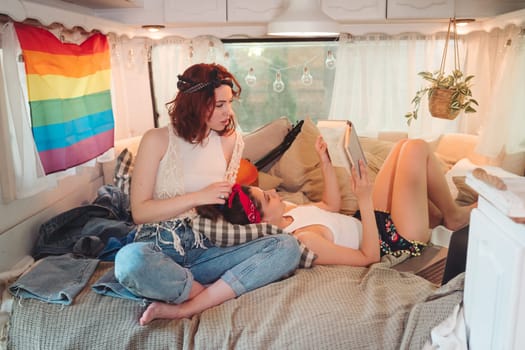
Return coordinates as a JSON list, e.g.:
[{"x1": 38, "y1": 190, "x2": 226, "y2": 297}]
[{"x1": 228, "y1": 184, "x2": 261, "y2": 223}]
